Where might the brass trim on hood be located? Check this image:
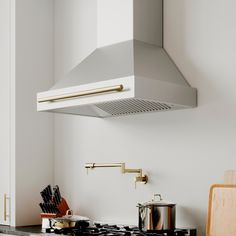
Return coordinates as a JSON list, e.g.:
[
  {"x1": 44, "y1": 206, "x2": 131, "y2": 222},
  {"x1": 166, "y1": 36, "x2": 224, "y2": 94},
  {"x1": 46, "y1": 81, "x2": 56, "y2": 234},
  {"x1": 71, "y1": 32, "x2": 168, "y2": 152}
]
[{"x1": 37, "y1": 84, "x2": 124, "y2": 103}]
